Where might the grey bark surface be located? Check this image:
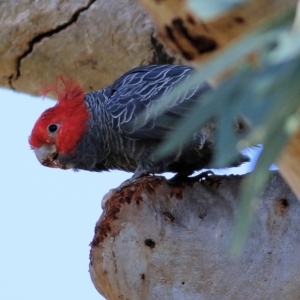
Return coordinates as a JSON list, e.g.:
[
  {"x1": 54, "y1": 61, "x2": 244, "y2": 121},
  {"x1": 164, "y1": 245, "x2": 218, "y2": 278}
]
[
  {"x1": 0, "y1": 0, "x2": 181, "y2": 95},
  {"x1": 89, "y1": 173, "x2": 300, "y2": 300}
]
